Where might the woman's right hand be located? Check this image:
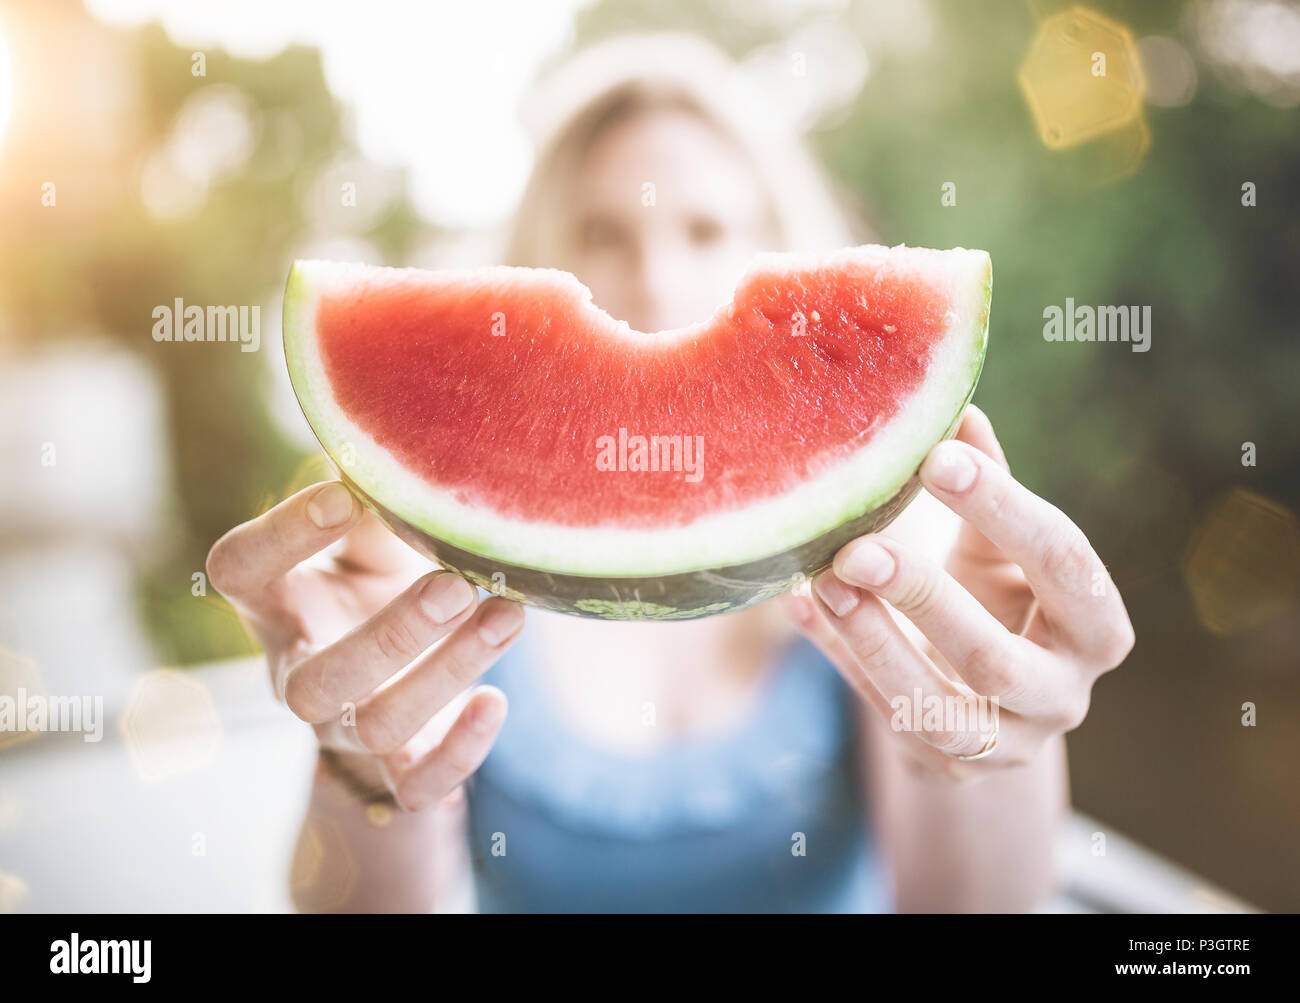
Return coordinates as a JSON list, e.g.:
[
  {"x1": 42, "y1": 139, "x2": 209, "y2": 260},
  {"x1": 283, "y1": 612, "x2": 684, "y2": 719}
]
[{"x1": 205, "y1": 480, "x2": 524, "y2": 811}]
